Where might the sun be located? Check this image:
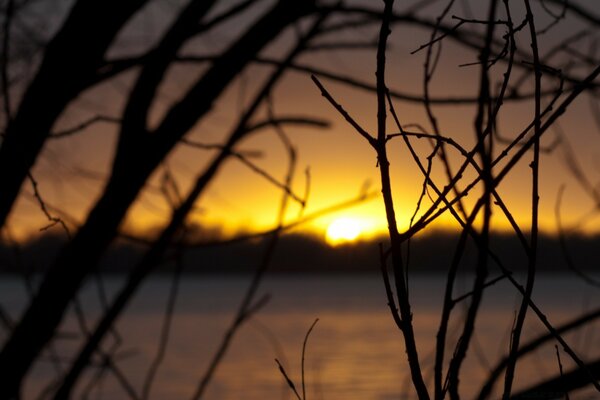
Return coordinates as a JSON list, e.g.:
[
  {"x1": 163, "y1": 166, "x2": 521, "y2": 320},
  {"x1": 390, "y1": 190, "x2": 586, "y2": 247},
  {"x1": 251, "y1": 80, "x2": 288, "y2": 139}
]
[{"x1": 325, "y1": 217, "x2": 364, "y2": 246}]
